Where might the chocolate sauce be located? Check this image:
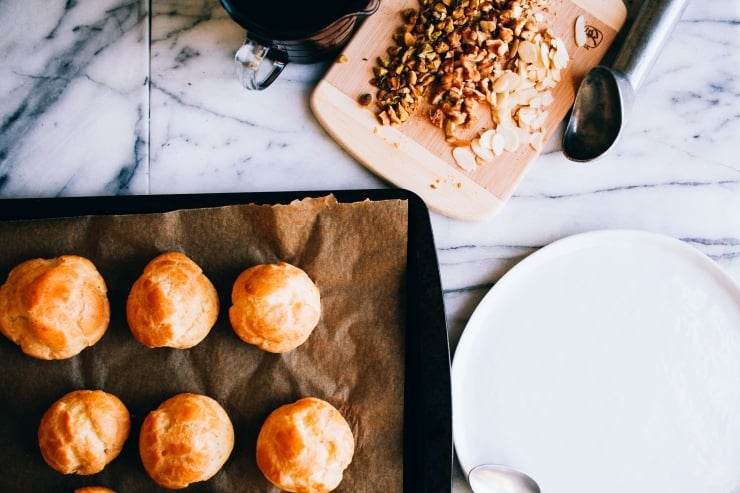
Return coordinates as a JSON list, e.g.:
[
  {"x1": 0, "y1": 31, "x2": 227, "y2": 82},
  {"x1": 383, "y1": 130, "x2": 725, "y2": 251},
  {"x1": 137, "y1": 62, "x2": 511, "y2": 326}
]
[{"x1": 221, "y1": 0, "x2": 372, "y2": 39}]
